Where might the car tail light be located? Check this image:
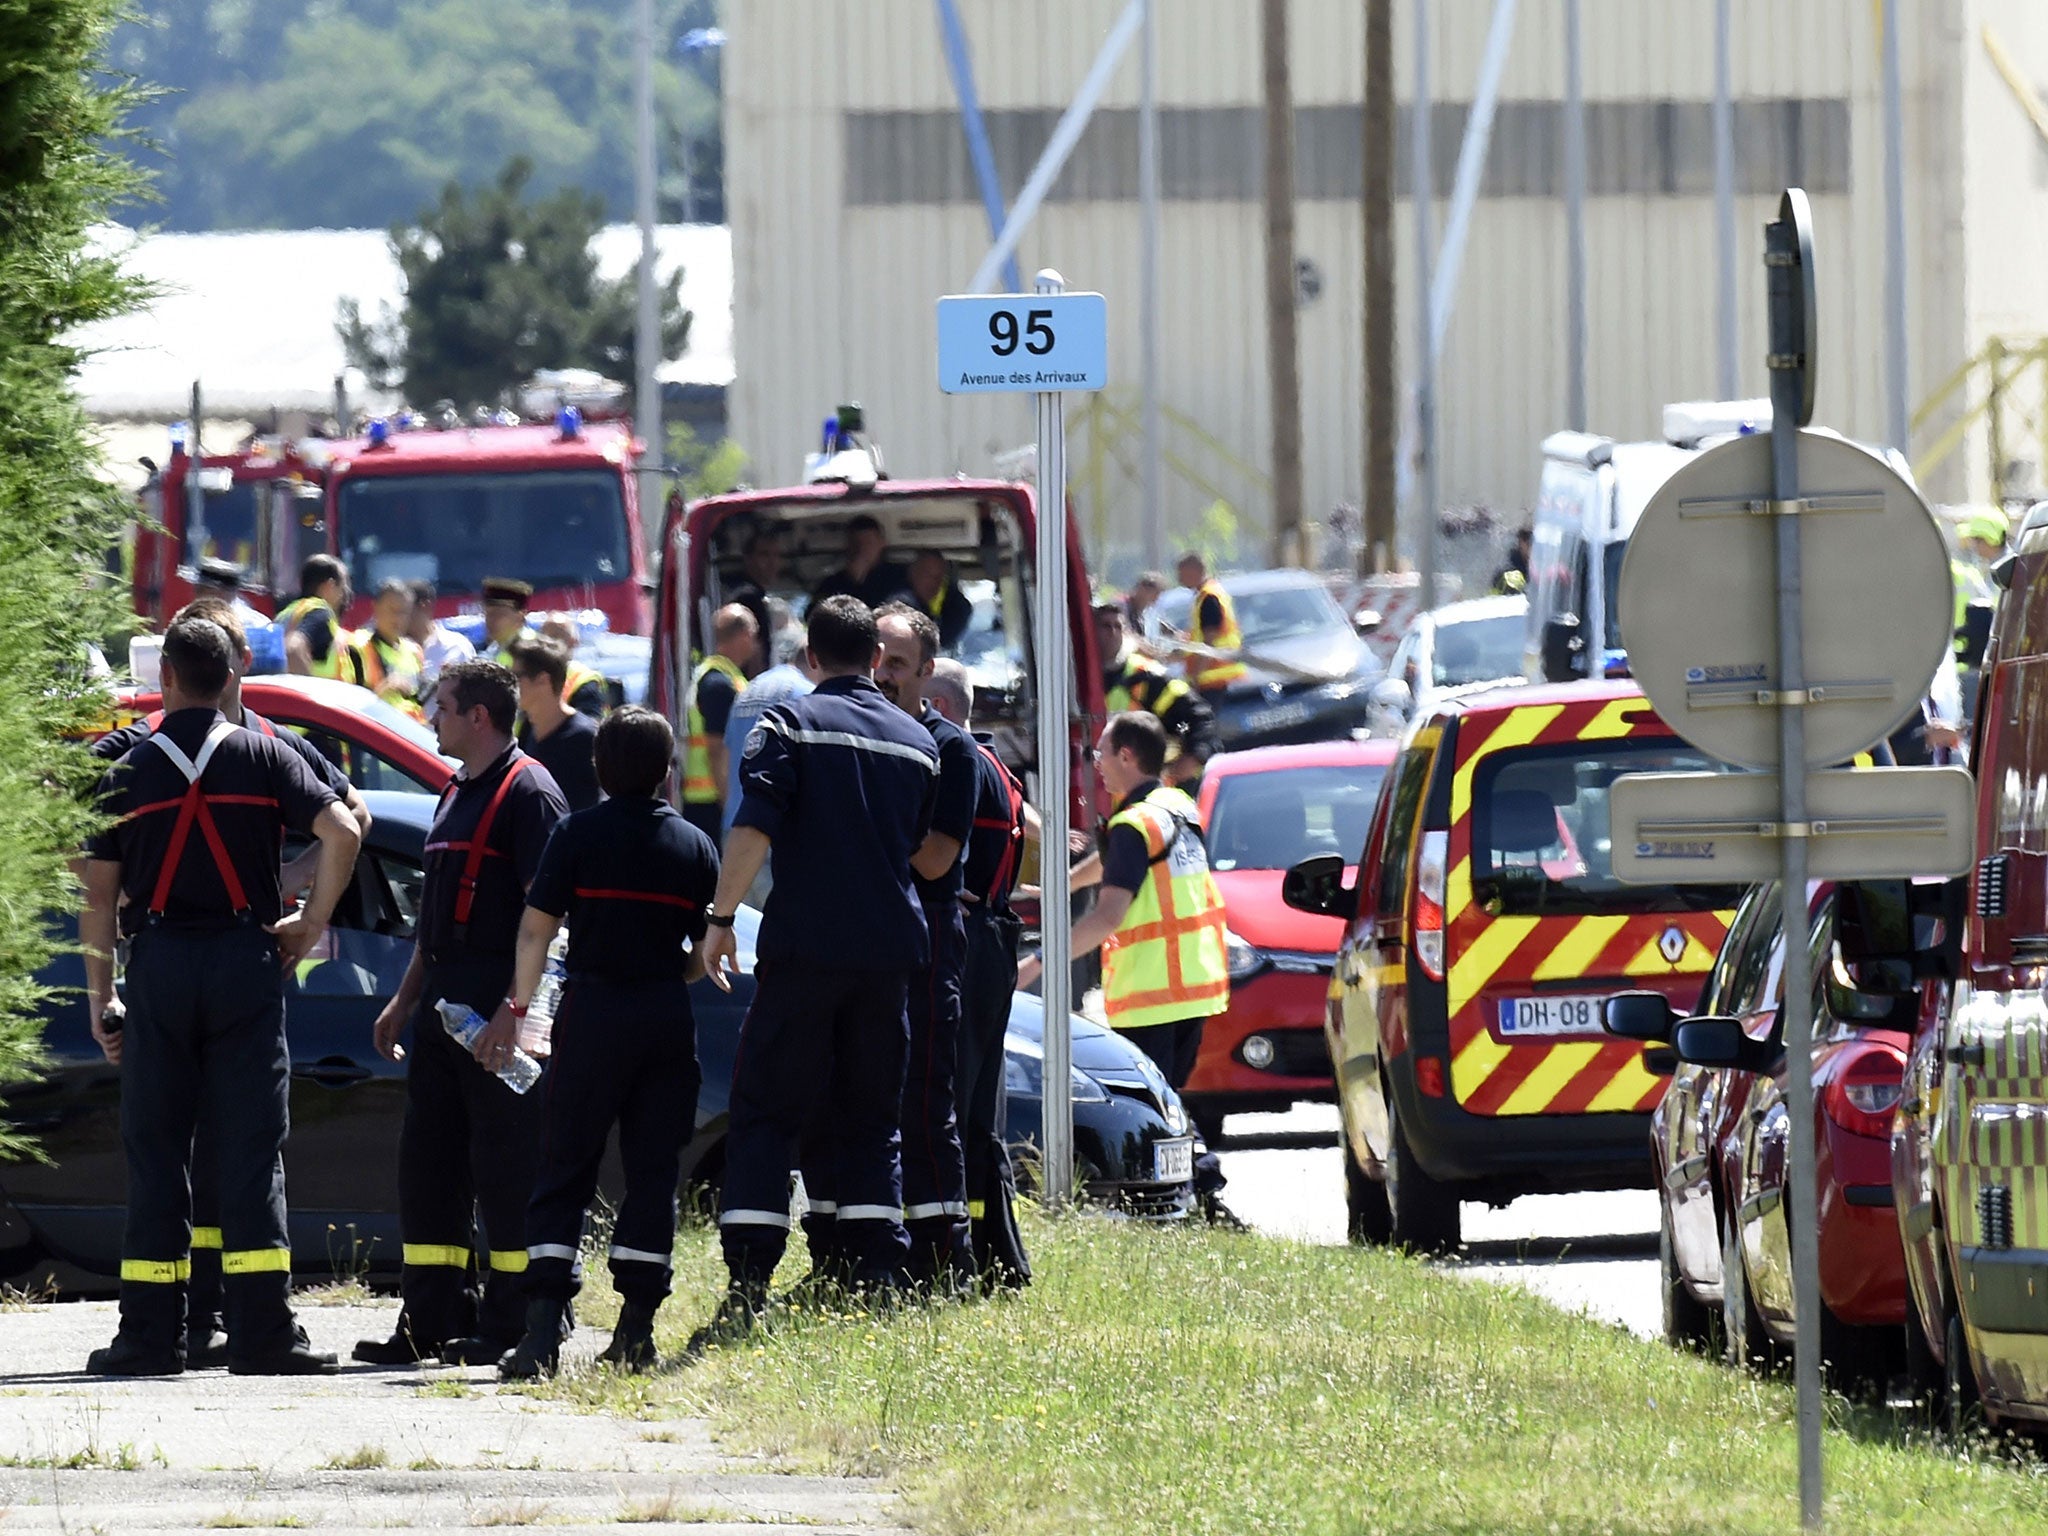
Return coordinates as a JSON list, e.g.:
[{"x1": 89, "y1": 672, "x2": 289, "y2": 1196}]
[
  {"x1": 1823, "y1": 1047, "x2": 1907, "y2": 1139},
  {"x1": 1412, "y1": 830, "x2": 1448, "y2": 981},
  {"x1": 1415, "y1": 1056, "x2": 1446, "y2": 1098}
]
